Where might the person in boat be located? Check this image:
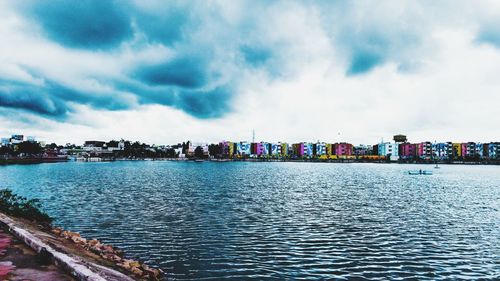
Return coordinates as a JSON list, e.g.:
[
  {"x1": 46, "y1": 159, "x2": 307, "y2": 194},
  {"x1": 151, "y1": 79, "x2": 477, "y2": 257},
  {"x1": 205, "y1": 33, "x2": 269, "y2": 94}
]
[{"x1": 419, "y1": 169, "x2": 422, "y2": 174}]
